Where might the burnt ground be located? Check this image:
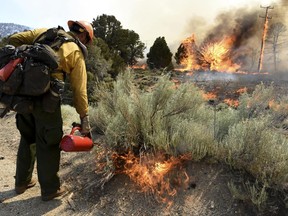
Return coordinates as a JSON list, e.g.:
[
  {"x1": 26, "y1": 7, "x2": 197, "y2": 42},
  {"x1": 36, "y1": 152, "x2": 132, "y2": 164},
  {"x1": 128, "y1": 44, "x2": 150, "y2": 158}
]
[
  {"x1": 0, "y1": 71, "x2": 288, "y2": 216},
  {"x1": 172, "y1": 70, "x2": 288, "y2": 104}
]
